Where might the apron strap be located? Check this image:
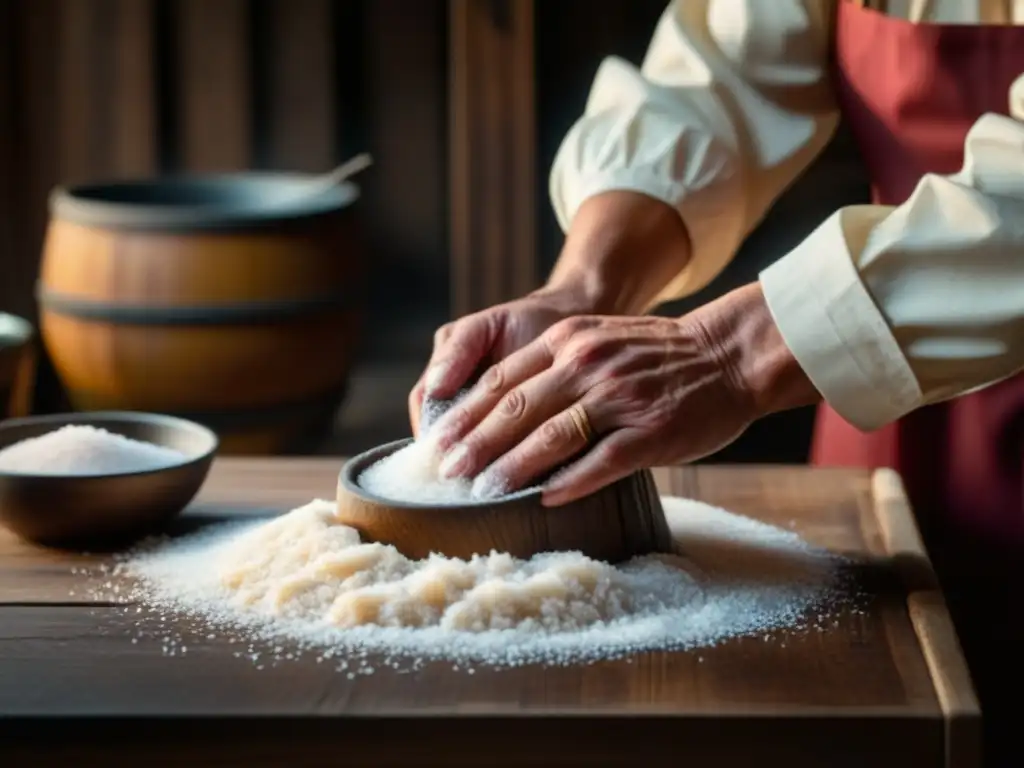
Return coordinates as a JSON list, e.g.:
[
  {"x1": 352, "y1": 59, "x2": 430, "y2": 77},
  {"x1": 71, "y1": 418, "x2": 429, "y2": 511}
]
[
  {"x1": 850, "y1": 0, "x2": 887, "y2": 11},
  {"x1": 852, "y1": 0, "x2": 1013, "y2": 22}
]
